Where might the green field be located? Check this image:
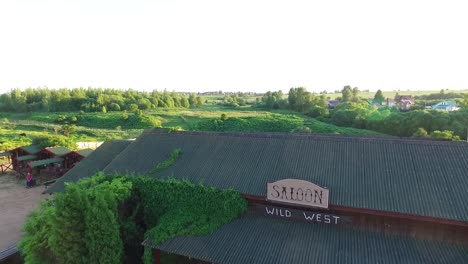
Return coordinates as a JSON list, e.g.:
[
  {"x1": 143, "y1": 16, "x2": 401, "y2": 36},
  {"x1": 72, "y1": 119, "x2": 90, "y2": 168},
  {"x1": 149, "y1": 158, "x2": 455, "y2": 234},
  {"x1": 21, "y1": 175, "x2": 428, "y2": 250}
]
[{"x1": 0, "y1": 104, "x2": 384, "y2": 151}]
